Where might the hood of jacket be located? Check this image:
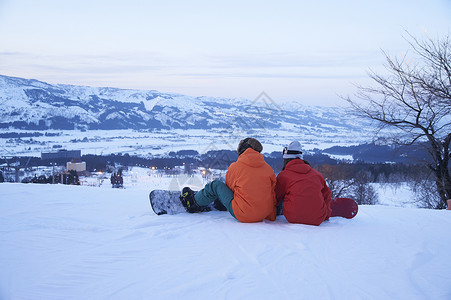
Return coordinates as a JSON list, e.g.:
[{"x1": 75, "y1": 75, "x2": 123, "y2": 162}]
[
  {"x1": 285, "y1": 159, "x2": 311, "y2": 174},
  {"x1": 237, "y1": 148, "x2": 265, "y2": 168}
]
